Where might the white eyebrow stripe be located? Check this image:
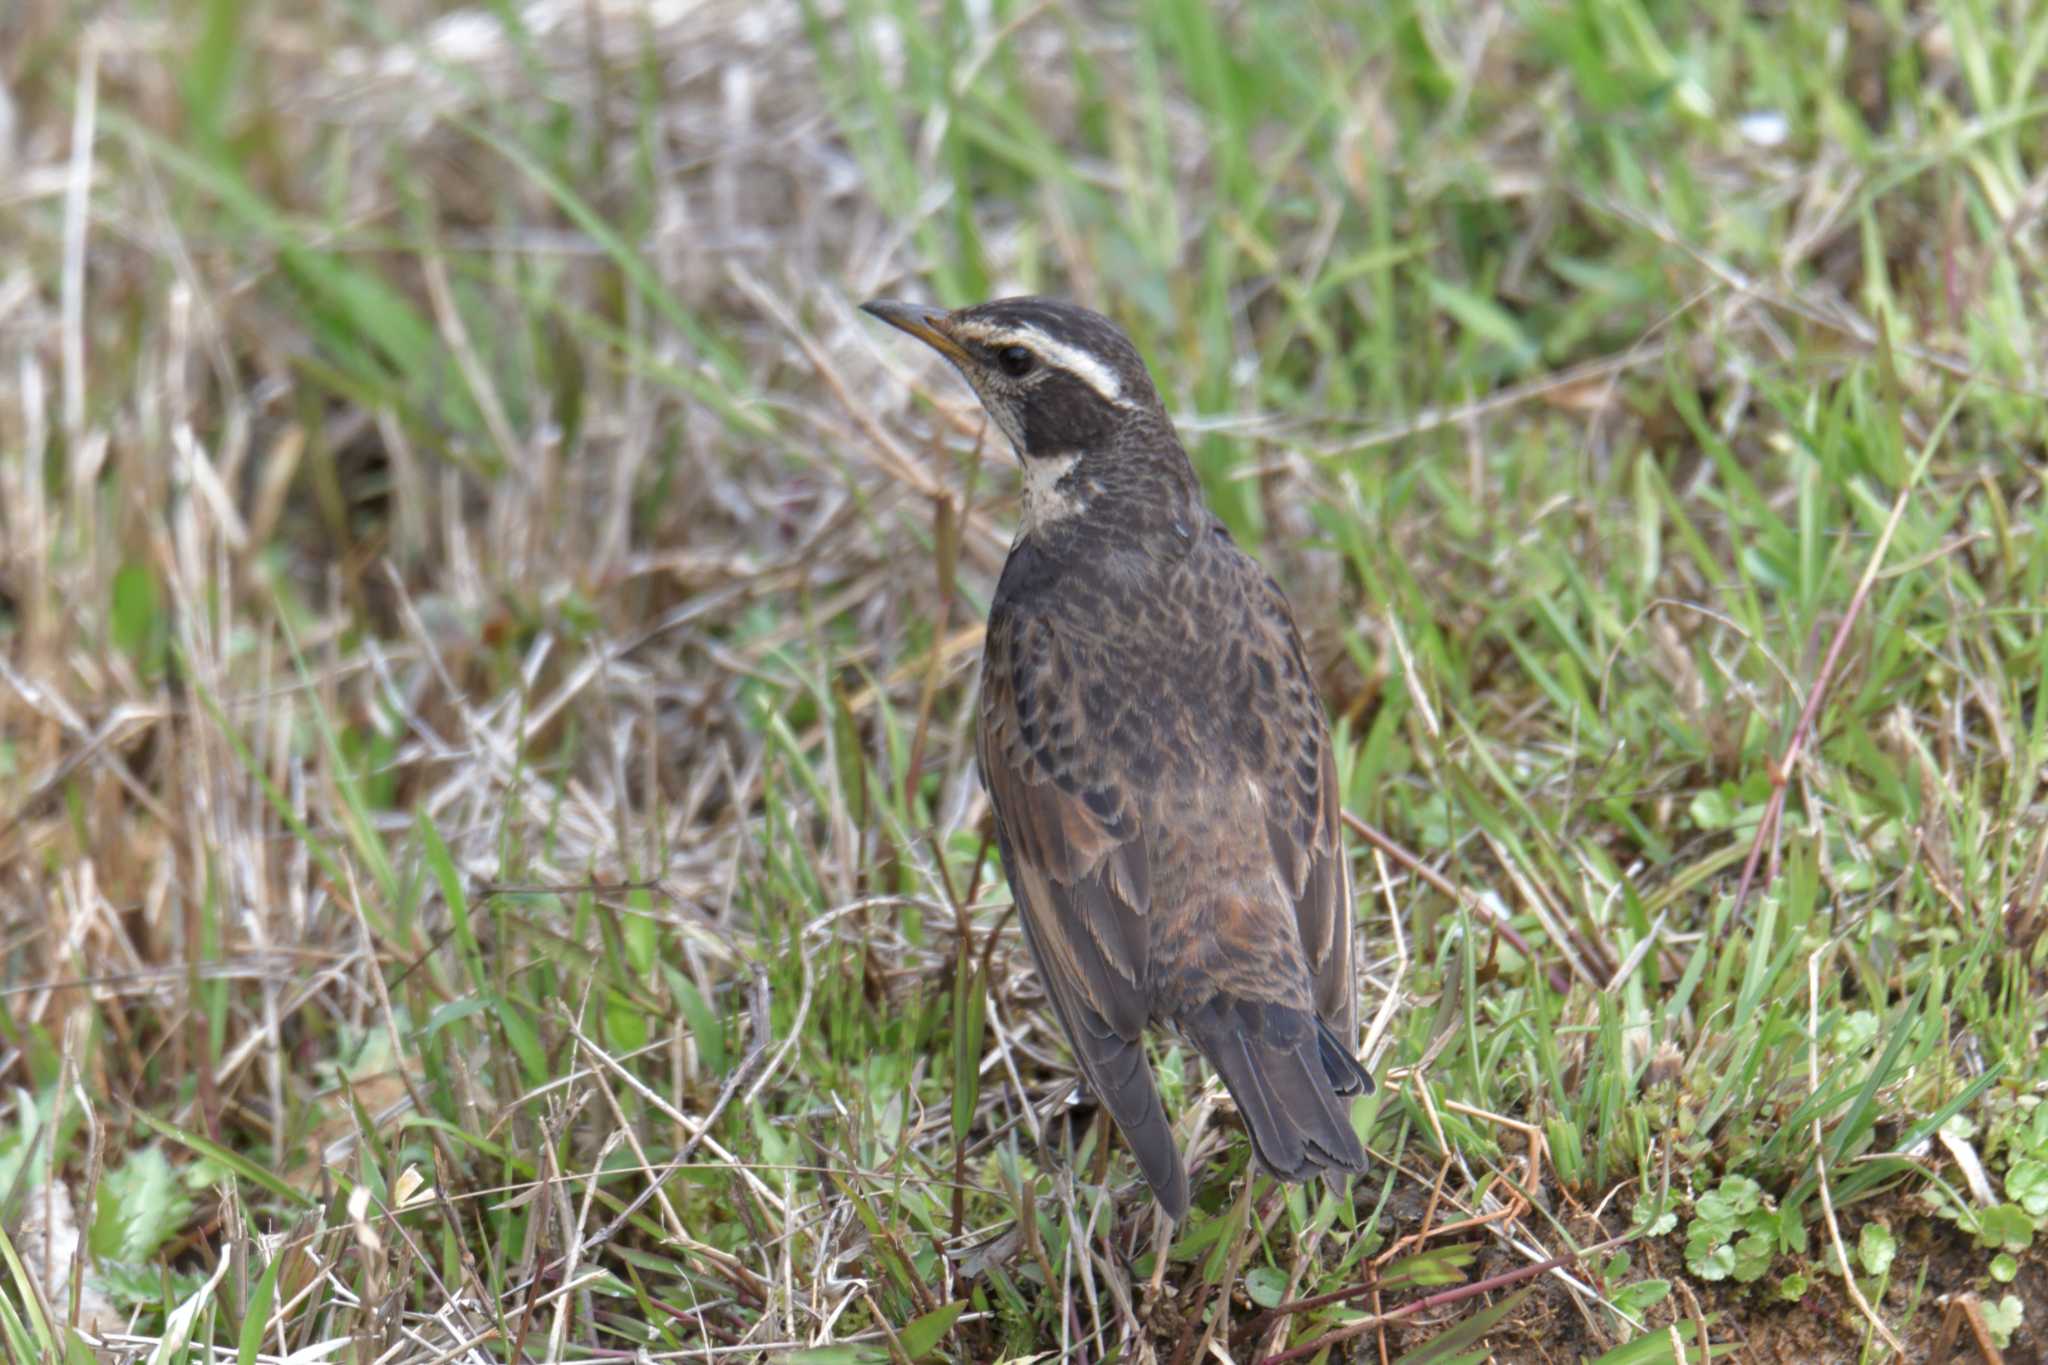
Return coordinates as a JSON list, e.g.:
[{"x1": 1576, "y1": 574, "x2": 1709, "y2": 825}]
[{"x1": 948, "y1": 320, "x2": 1130, "y2": 406}]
